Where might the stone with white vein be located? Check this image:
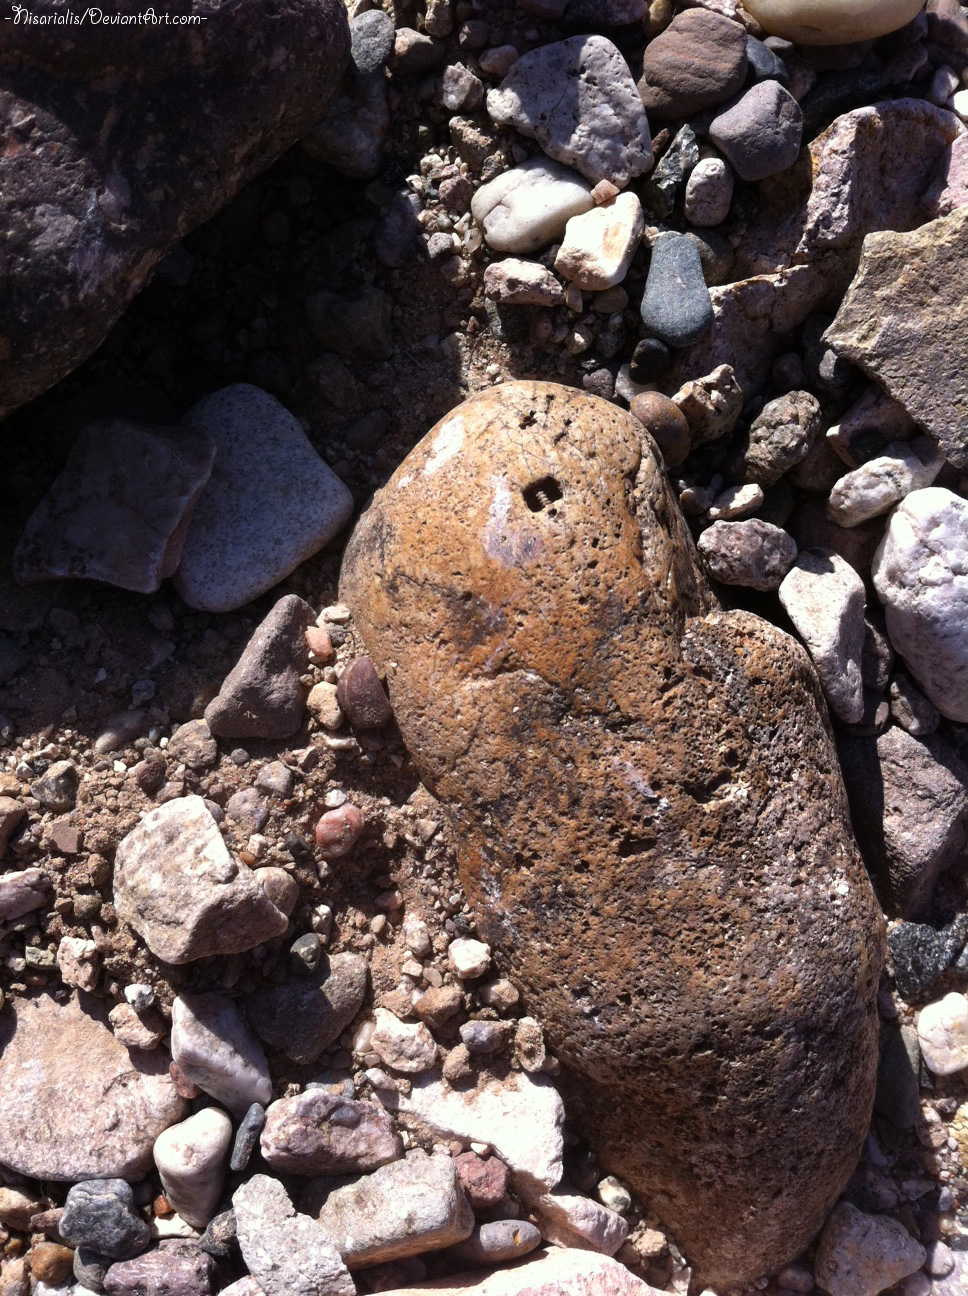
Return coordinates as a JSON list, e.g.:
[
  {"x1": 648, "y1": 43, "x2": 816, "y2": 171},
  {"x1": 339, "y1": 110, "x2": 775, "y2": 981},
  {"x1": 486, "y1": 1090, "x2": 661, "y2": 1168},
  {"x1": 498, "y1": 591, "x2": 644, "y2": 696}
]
[
  {"x1": 486, "y1": 36, "x2": 652, "y2": 187},
  {"x1": 827, "y1": 439, "x2": 944, "y2": 528},
  {"x1": 779, "y1": 549, "x2": 866, "y2": 723},
  {"x1": 872, "y1": 488, "x2": 968, "y2": 723},
  {"x1": 171, "y1": 993, "x2": 271, "y2": 1114},
  {"x1": 918, "y1": 993, "x2": 968, "y2": 1076}
]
